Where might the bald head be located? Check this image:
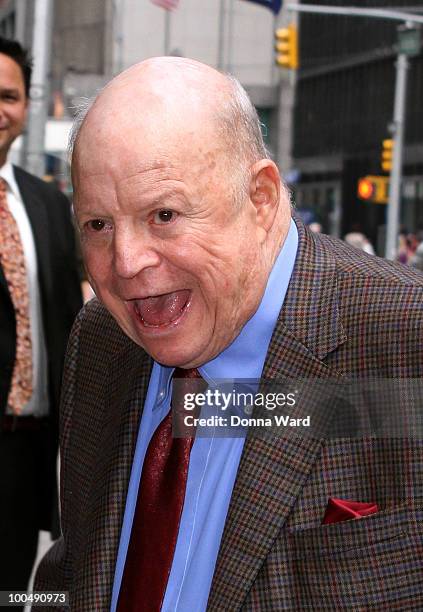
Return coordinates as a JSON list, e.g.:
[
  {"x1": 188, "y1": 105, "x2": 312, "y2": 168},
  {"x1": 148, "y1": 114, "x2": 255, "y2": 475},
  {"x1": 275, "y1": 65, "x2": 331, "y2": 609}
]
[
  {"x1": 91, "y1": 57, "x2": 229, "y2": 129},
  {"x1": 72, "y1": 57, "x2": 268, "y2": 202}
]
